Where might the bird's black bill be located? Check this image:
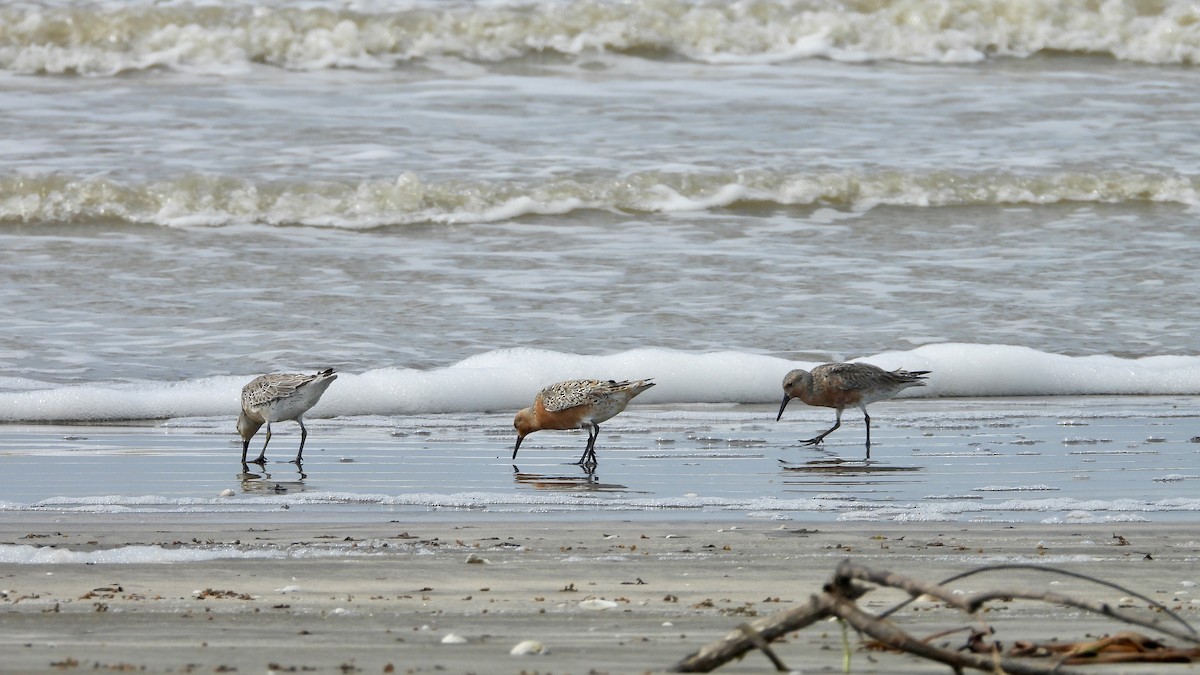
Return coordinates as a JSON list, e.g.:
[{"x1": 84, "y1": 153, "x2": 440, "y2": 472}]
[
  {"x1": 512, "y1": 436, "x2": 523, "y2": 460},
  {"x1": 776, "y1": 394, "x2": 792, "y2": 421}
]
